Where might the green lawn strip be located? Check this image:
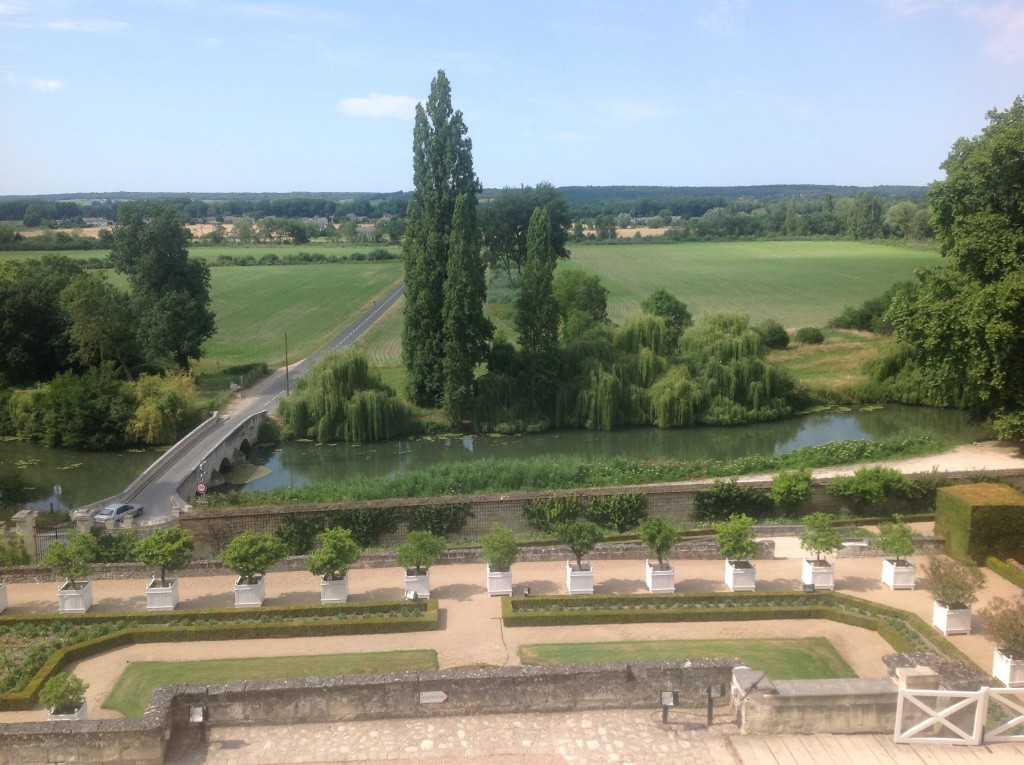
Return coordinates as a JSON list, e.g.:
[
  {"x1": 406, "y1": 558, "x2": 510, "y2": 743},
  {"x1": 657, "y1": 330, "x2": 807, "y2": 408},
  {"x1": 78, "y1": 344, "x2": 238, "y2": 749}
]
[
  {"x1": 103, "y1": 649, "x2": 437, "y2": 717},
  {"x1": 0, "y1": 599, "x2": 438, "y2": 712},
  {"x1": 520, "y1": 638, "x2": 854, "y2": 680}
]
